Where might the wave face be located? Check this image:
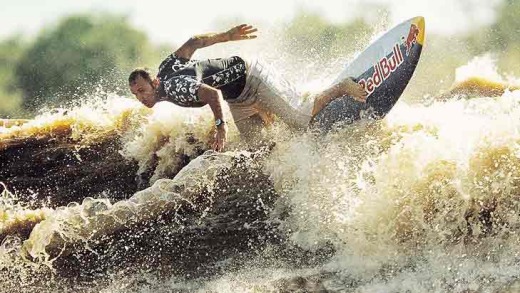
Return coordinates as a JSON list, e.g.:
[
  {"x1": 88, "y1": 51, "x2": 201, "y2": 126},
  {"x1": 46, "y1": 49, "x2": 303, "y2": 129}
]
[{"x1": 2, "y1": 56, "x2": 520, "y2": 292}]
